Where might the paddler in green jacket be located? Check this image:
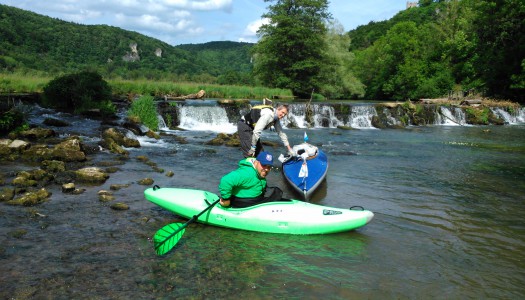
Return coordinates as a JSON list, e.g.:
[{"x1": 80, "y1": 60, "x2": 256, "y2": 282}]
[
  {"x1": 219, "y1": 151, "x2": 282, "y2": 208},
  {"x1": 238, "y1": 104, "x2": 293, "y2": 157}
]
